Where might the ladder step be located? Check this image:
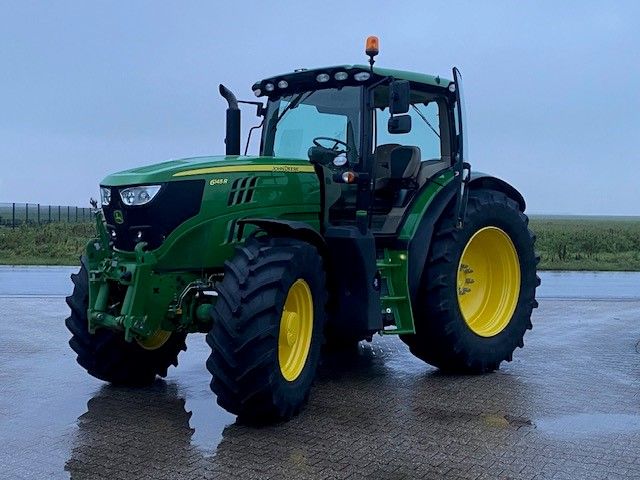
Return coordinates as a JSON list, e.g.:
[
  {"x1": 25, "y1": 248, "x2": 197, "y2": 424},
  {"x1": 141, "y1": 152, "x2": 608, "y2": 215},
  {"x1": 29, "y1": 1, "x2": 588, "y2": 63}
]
[
  {"x1": 381, "y1": 296, "x2": 407, "y2": 302},
  {"x1": 377, "y1": 262, "x2": 402, "y2": 269}
]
